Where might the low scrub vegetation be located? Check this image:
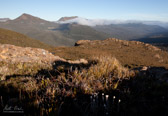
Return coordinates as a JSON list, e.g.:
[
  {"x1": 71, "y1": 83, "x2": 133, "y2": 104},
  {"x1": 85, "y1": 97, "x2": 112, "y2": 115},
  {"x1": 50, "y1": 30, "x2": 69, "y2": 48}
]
[
  {"x1": 56, "y1": 56, "x2": 132, "y2": 96},
  {"x1": 0, "y1": 56, "x2": 168, "y2": 116}
]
